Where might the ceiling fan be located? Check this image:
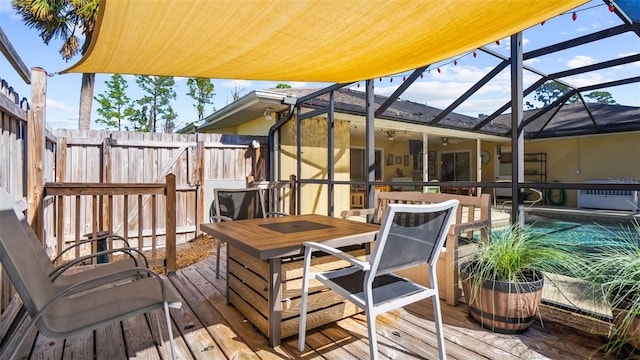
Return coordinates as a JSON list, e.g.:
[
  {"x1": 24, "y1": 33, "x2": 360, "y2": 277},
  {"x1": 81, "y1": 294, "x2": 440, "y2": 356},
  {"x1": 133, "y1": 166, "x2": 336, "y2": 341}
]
[{"x1": 386, "y1": 131, "x2": 396, "y2": 140}]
